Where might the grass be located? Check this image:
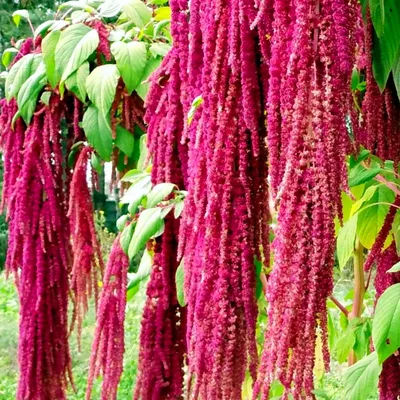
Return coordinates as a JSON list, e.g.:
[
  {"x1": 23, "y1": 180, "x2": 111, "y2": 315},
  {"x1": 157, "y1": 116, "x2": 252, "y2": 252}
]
[{"x1": 0, "y1": 272, "x2": 147, "y2": 400}]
